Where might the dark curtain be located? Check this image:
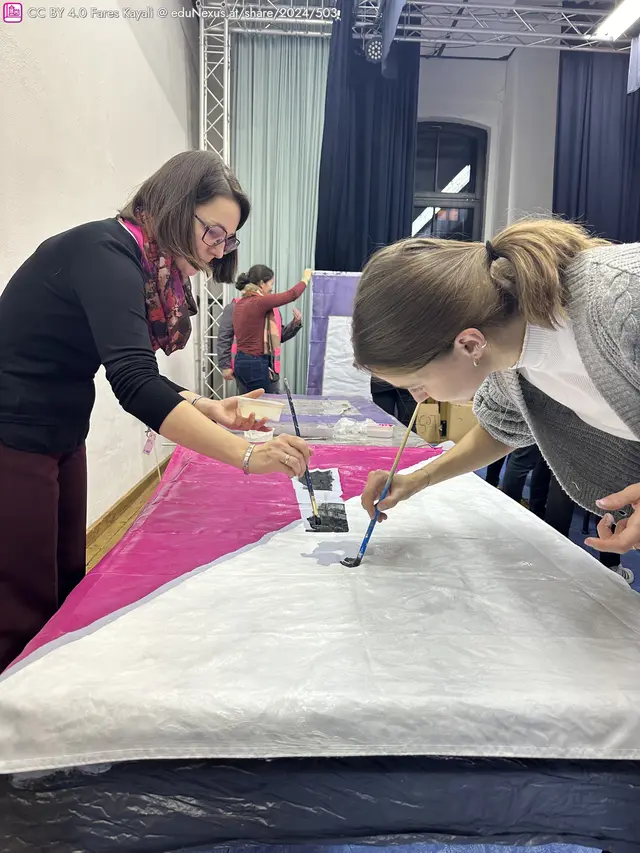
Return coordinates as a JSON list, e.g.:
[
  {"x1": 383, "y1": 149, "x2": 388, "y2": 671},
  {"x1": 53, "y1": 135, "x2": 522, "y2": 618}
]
[
  {"x1": 314, "y1": 0, "x2": 420, "y2": 271},
  {"x1": 553, "y1": 52, "x2": 640, "y2": 242},
  {"x1": 382, "y1": 0, "x2": 406, "y2": 68}
]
